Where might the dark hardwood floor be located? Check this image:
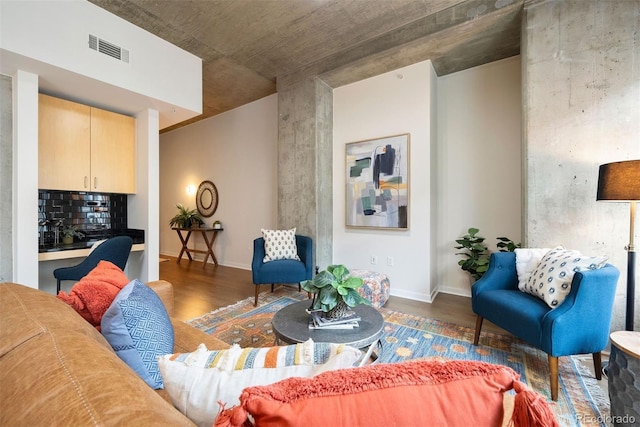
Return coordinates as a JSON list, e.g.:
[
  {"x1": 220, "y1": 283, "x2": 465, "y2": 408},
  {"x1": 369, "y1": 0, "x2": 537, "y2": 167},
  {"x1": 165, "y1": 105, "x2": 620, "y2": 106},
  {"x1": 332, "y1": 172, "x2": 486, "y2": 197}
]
[{"x1": 159, "y1": 256, "x2": 503, "y2": 334}]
